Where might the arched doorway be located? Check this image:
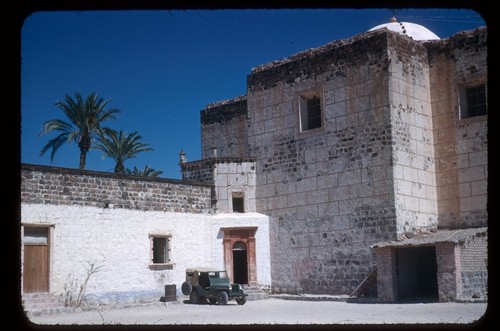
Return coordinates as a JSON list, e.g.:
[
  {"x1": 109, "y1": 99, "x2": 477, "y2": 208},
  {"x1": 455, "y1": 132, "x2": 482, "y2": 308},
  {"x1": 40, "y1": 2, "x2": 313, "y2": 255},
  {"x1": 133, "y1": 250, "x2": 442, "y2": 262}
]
[
  {"x1": 221, "y1": 227, "x2": 257, "y2": 285},
  {"x1": 232, "y1": 241, "x2": 248, "y2": 284}
]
